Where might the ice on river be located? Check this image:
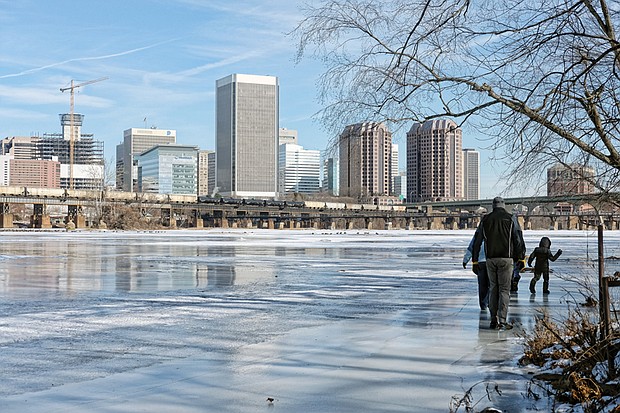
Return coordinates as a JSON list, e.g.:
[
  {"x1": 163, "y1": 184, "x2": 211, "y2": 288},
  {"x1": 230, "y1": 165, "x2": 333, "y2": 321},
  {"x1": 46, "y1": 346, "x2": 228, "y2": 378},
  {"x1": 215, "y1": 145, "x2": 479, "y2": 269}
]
[{"x1": 0, "y1": 229, "x2": 617, "y2": 412}]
